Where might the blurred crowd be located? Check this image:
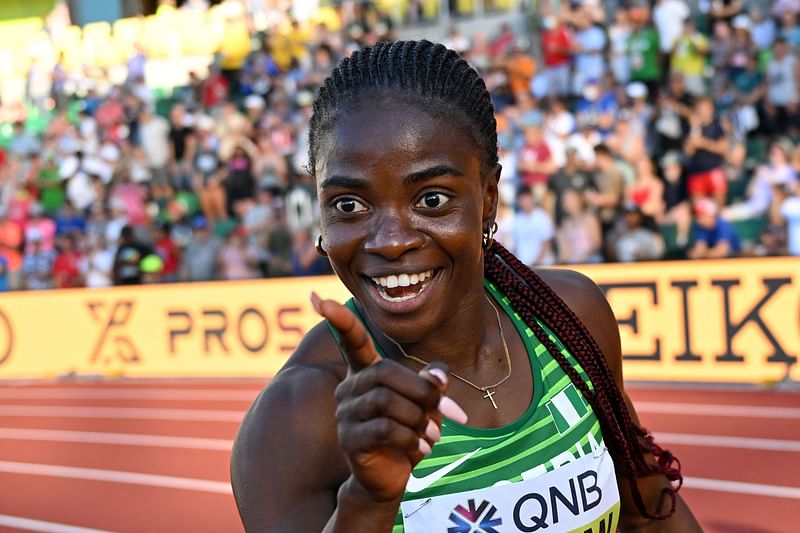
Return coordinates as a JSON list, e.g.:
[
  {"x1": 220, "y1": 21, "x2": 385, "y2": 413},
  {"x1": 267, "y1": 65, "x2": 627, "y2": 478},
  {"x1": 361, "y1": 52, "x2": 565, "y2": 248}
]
[{"x1": 1, "y1": 0, "x2": 799, "y2": 291}]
